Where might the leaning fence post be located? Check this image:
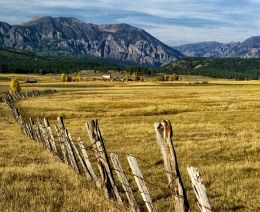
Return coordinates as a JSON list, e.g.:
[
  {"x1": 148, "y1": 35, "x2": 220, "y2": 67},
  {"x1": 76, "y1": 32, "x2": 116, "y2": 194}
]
[
  {"x1": 70, "y1": 137, "x2": 92, "y2": 180},
  {"x1": 111, "y1": 153, "x2": 140, "y2": 212},
  {"x1": 36, "y1": 118, "x2": 45, "y2": 145},
  {"x1": 127, "y1": 155, "x2": 154, "y2": 212},
  {"x1": 38, "y1": 122, "x2": 52, "y2": 151},
  {"x1": 30, "y1": 117, "x2": 41, "y2": 143},
  {"x1": 187, "y1": 166, "x2": 212, "y2": 212},
  {"x1": 43, "y1": 118, "x2": 58, "y2": 154},
  {"x1": 54, "y1": 124, "x2": 68, "y2": 164},
  {"x1": 57, "y1": 117, "x2": 80, "y2": 173},
  {"x1": 66, "y1": 132, "x2": 80, "y2": 174},
  {"x1": 154, "y1": 120, "x2": 189, "y2": 212},
  {"x1": 29, "y1": 117, "x2": 37, "y2": 140},
  {"x1": 78, "y1": 137, "x2": 101, "y2": 188},
  {"x1": 86, "y1": 119, "x2": 122, "y2": 204}
]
